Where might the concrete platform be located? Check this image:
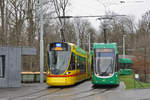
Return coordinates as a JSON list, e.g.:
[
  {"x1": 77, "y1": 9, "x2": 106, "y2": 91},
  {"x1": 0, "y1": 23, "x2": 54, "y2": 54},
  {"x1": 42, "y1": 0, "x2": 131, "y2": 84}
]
[{"x1": 0, "y1": 83, "x2": 47, "y2": 100}]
